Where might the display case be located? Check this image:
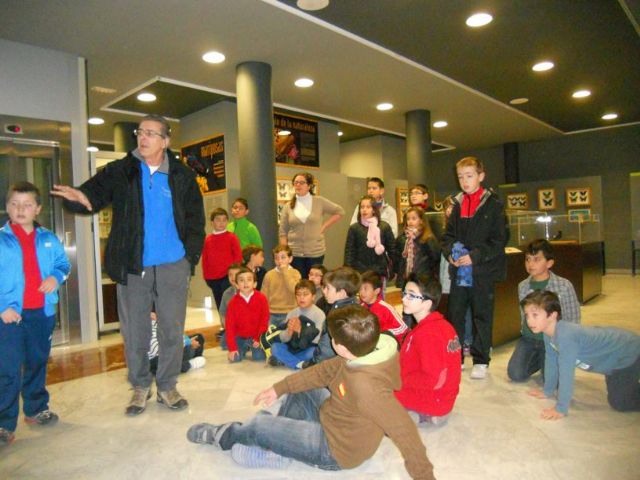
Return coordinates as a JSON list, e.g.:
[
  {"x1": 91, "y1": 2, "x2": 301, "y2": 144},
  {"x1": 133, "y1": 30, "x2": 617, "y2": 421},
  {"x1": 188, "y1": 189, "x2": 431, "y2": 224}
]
[{"x1": 507, "y1": 211, "x2": 601, "y2": 247}]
